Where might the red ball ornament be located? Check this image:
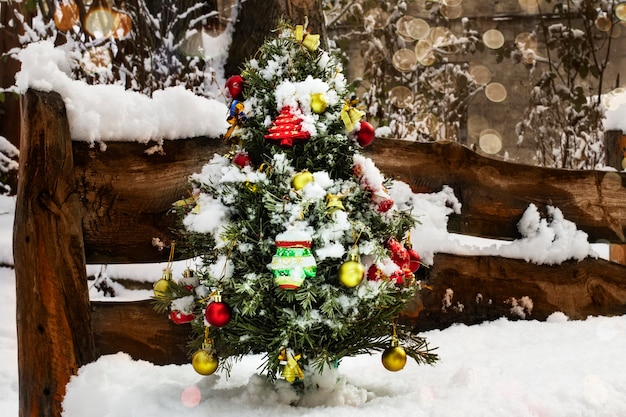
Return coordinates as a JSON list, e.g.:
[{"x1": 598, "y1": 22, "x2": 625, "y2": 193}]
[
  {"x1": 169, "y1": 310, "x2": 195, "y2": 325},
  {"x1": 205, "y1": 301, "x2": 232, "y2": 327},
  {"x1": 232, "y1": 152, "x2": 251, "y2": 168},
  {"x1": 225, "y1": 75, "x2": 245, "y2": 101},
  {"x1": 355, "y1": 120, "x2": 375, "y2": 147},
  {"x1": 408, "y1": 248, "x2": 421, "y2": 272}
]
